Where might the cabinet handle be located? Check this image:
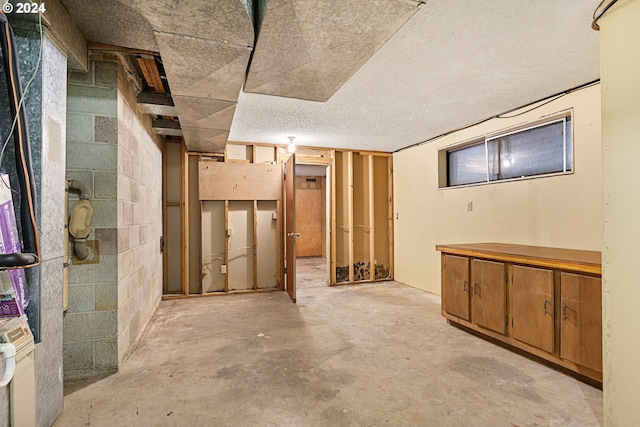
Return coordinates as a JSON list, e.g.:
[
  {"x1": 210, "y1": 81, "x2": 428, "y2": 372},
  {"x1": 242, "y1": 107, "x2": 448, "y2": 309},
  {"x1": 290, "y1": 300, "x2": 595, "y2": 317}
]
[
  {"x1": 473, "y1": 284, "x2": 480, "y2": 296},
  {"x1": 463, "y1": 281, "x2": 468, "y2": 293},
  {"x1": 543, "y1": 299, "x2": 551, "y2": 315},
  {"x1": 562, "y1": 304, "x2": 568, "y2": 320}
]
